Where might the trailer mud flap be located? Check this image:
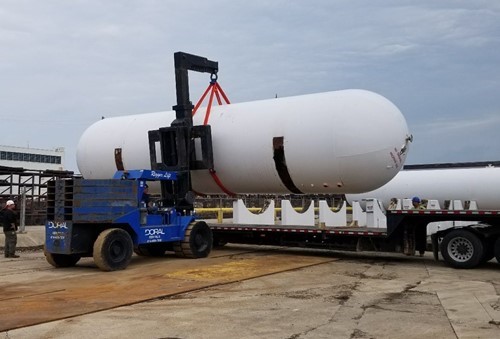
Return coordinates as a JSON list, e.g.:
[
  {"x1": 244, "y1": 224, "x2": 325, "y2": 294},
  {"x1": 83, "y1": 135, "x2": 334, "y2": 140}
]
[{"x1": 431, "y1": 233, "x2": 439, "y2": 261}]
